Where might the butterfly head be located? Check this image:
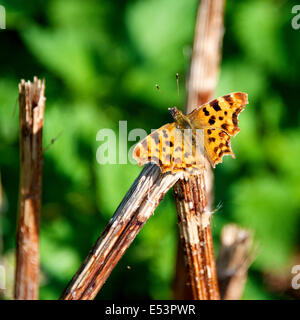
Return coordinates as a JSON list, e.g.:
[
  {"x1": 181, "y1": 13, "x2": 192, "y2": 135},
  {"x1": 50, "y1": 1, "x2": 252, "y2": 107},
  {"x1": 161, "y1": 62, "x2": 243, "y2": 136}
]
[
  {"x1": 168, "y1": 106, "x2": 179, "y2": 120},
  {"x1": 169, "y1": 107, "x2": 192, "y2": 129}
]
